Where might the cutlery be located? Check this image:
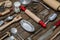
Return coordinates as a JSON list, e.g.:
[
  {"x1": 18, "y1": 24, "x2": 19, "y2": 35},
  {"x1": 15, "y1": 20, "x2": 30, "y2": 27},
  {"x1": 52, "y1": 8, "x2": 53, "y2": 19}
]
[
  {"x1": 0, "y1": 15, "x2": 22, "y2": 31},
  {"x1": 45, "y1": 13, "x2": 57, "y2": 24},
  {"x1": 10, "y1": 28, "x2": 24, "y2": 40}
]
